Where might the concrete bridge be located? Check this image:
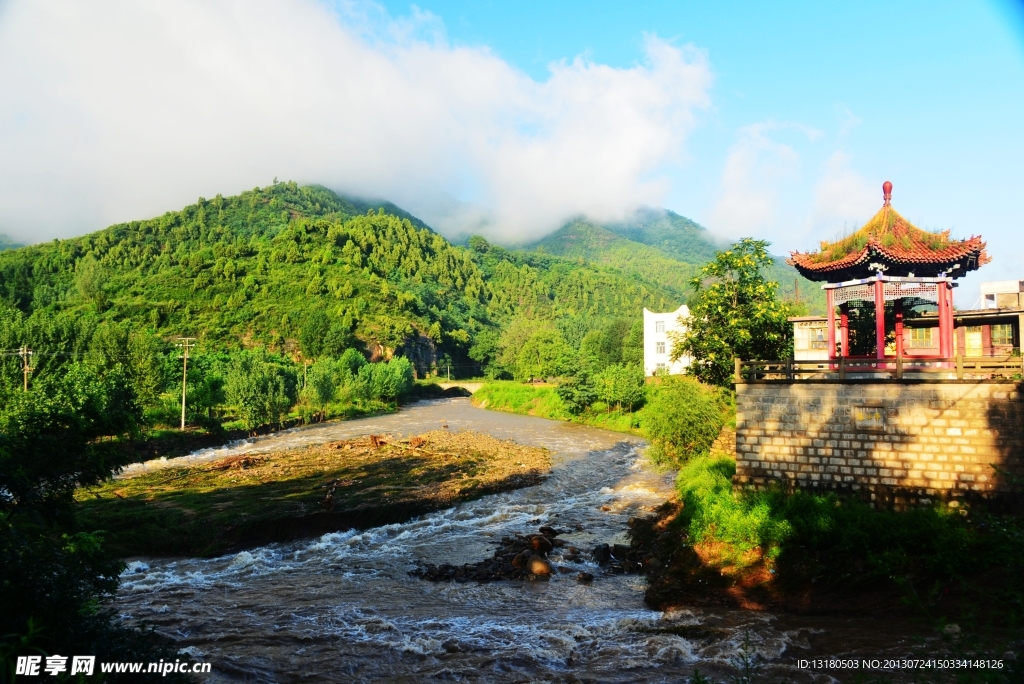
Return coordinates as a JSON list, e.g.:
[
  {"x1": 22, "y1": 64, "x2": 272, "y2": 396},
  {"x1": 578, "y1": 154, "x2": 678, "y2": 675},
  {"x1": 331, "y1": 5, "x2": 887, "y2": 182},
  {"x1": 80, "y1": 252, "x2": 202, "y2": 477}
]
[{"x1": 437, "y1": 382, "x2": 485, "y2": 395}]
